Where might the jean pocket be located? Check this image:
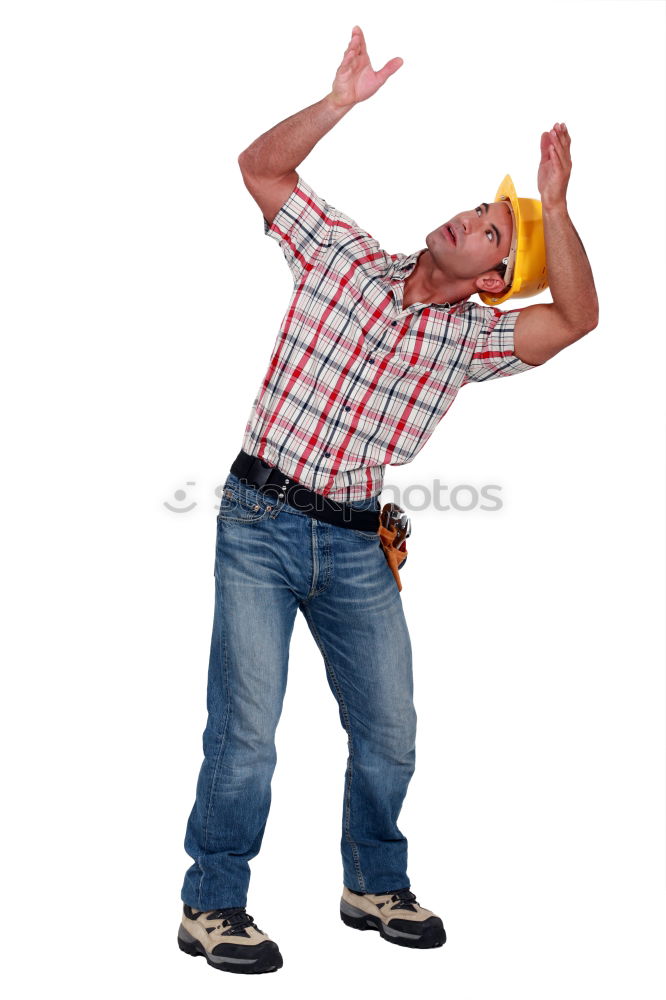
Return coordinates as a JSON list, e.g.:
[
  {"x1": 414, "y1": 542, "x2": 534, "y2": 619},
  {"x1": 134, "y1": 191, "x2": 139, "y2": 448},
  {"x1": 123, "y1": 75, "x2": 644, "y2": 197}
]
[
  {"x1": 348, "y1": 524, "x2": 381, "y2": 540},
  {"x1": 217, "y1": 484, "x2": 277, "y2": 523},
  {"x1": 350, "y1": 528, "x2": 379, "y2": 545}
]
